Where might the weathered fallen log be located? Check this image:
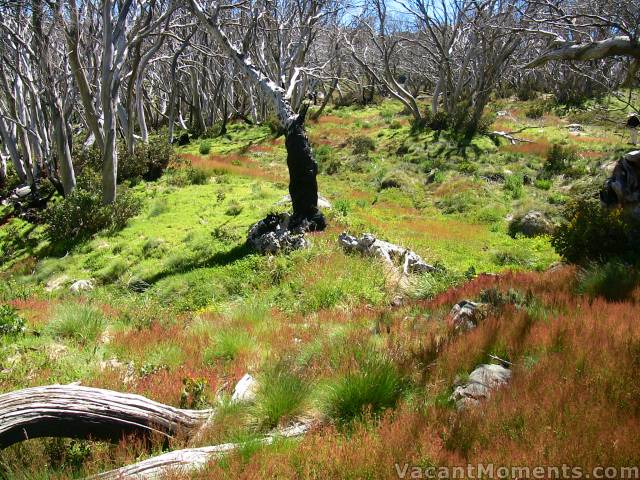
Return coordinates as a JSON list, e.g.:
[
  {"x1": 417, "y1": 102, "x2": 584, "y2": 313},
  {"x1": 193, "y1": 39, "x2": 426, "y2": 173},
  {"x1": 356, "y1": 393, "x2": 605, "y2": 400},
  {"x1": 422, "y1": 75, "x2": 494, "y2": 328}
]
[
  {"x1": 88, "y1": 423, "x2": 309, "y2": 480},
  {"x1": 0, "y1": 384, "x2": 214, "y2": 449}
]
